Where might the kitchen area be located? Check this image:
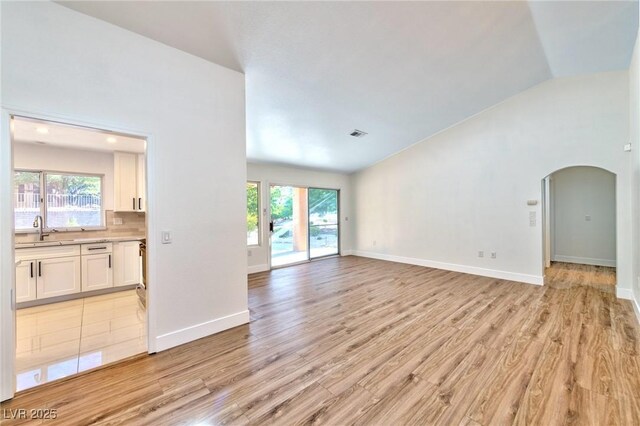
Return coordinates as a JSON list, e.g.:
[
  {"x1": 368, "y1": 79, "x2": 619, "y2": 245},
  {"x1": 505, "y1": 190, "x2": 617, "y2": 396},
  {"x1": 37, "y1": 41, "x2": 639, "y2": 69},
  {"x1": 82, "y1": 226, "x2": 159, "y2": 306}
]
[{"x1": 12, "y1": 116, "x2": 148, "y2": 391}]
